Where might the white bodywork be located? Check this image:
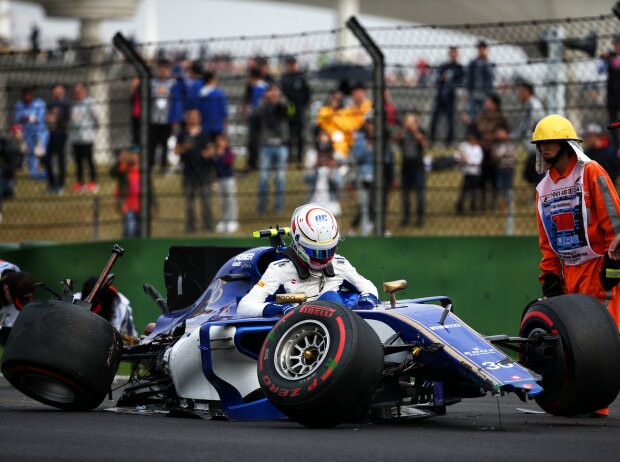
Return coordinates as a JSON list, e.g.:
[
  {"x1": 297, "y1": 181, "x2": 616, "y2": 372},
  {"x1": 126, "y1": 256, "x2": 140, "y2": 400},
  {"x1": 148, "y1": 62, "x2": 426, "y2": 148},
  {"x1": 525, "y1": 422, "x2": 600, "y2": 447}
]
[{"x1": 167, "y1": 325, "x2": 261, "y2": 401}]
